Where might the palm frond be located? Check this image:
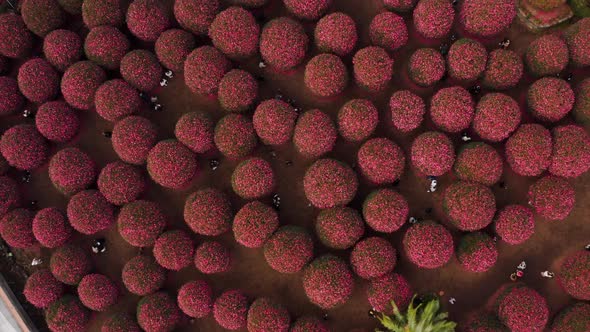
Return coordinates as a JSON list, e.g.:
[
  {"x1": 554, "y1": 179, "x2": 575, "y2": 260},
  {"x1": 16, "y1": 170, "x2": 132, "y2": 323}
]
[{"x1": 375, "y1": 294, "x2": 456, "y2": 332}]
